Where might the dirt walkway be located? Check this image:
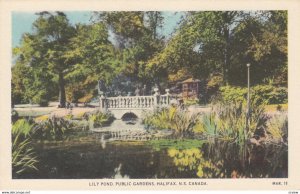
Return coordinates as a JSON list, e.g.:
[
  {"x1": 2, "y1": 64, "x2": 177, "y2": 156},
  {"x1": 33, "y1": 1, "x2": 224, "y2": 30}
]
[{"x1": 14, "y1": 103, "x2": 97, "y2": 117}]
